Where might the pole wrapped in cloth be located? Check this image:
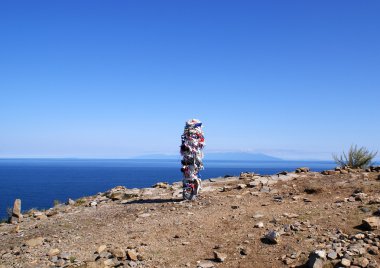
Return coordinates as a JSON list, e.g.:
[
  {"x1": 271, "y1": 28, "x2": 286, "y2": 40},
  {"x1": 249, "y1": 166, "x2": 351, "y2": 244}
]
[{"x1": 180, "y1": 119, "x2": 205, "y2": 198}]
